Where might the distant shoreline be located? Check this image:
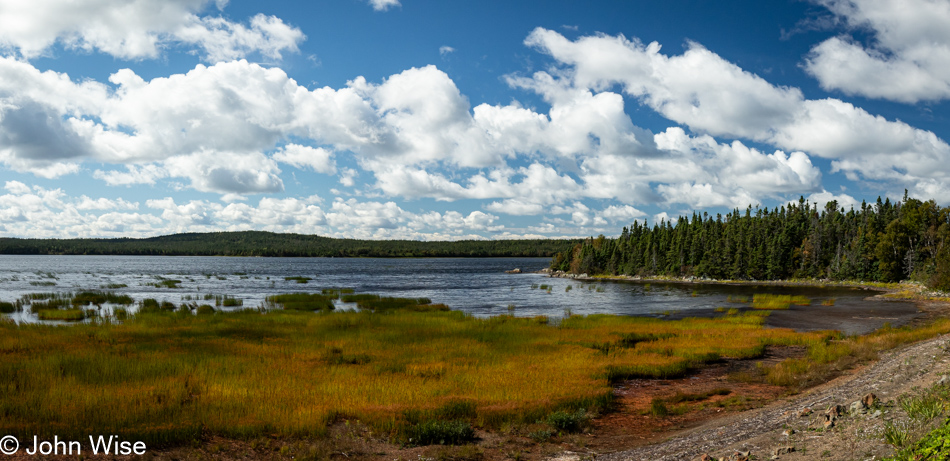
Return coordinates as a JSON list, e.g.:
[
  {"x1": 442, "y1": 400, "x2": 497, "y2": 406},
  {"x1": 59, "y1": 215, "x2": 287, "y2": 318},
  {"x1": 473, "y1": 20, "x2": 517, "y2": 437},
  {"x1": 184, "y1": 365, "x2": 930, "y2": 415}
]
[{"x1": 0, "y1": 230, "x2": 576, "y2": 258}]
